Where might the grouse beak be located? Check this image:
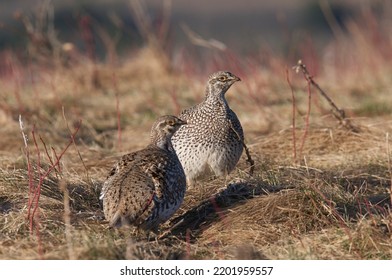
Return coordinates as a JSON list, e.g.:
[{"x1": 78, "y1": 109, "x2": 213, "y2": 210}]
[
  {"x1": 178, "y1": 119, "x2": 187, "y2": 126},
  {"x1": 232, "y1": 75, "x2": 241, "y2": 82}
]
